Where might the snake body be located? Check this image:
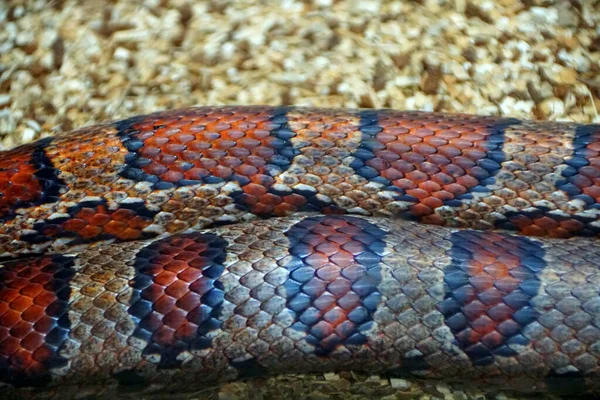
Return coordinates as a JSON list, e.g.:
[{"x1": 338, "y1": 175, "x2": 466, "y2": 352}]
[{"x1": 2, "y1": 106, "x2": 600, "y2": 397}]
